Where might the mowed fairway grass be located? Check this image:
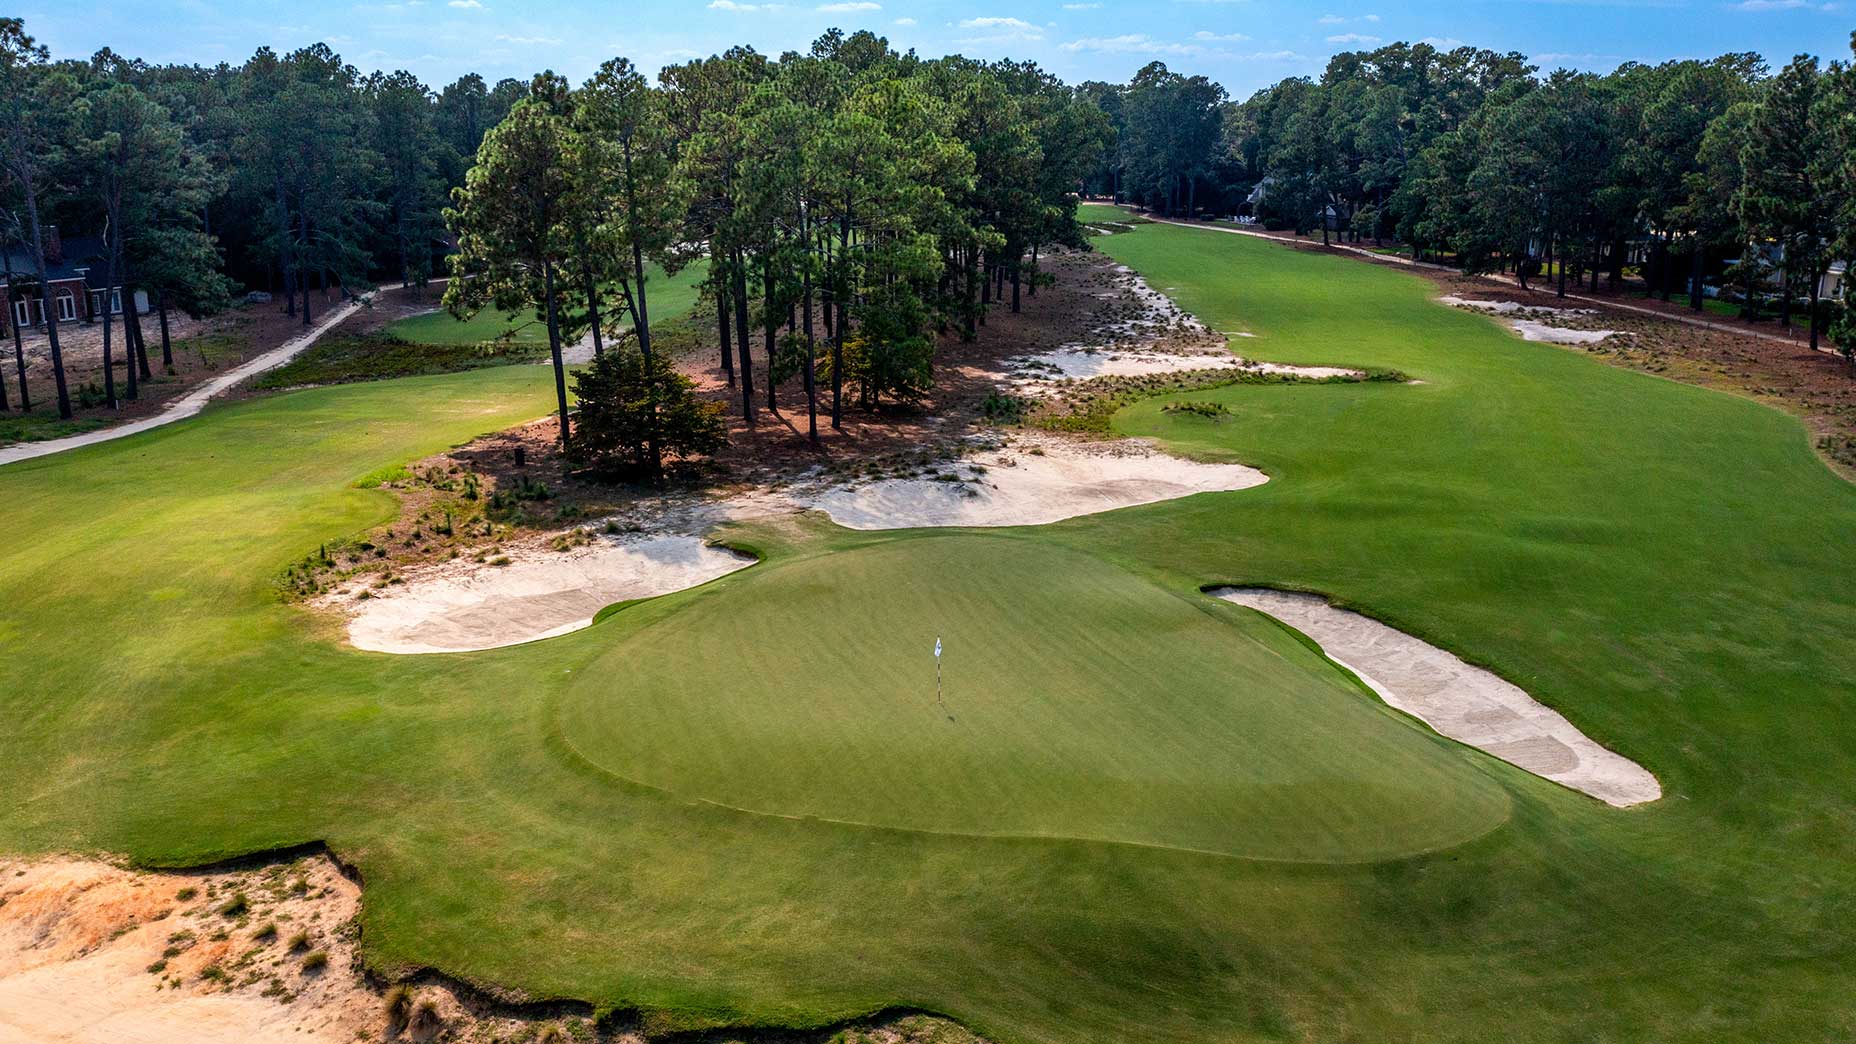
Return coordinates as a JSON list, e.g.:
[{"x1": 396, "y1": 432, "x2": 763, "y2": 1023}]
[
  {"x1": 1, "y1": 212, "x2": 1854, "y2": 1042},
  {"x1": 386, "y1": 260, "x2": 706, "y2": 345}
]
